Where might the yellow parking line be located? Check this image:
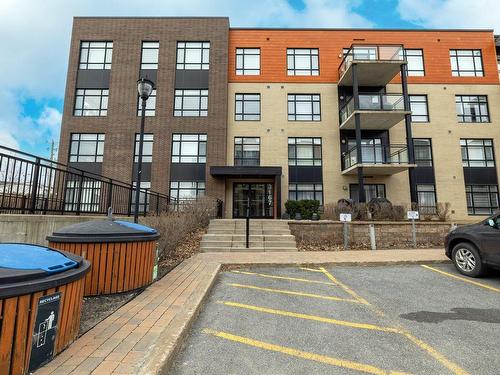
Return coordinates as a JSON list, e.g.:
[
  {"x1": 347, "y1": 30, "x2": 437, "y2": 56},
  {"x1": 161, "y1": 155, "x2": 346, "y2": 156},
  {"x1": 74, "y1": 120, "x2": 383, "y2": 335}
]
[
  {"x1": 231, "y1": 270, "x2": 334, "y2": 285},
  {"x1": 203, "y1": 328, "x2": 412, "y2": 375},
  {"x1": 318, "y1": 267, "x2": 372, "y2": 306},
  {"x1": 218, "y1": 300, "x2": 399, "y2": 333},
  {"x1": 421, "y1": 265, "x2": 500, "y2": 293},
  {"x1": 299, "y1": 267, "x2": 324, "y2": 273},
  {"x1": 226, "y1": 283, "x2": 360, "y2": 303}
]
